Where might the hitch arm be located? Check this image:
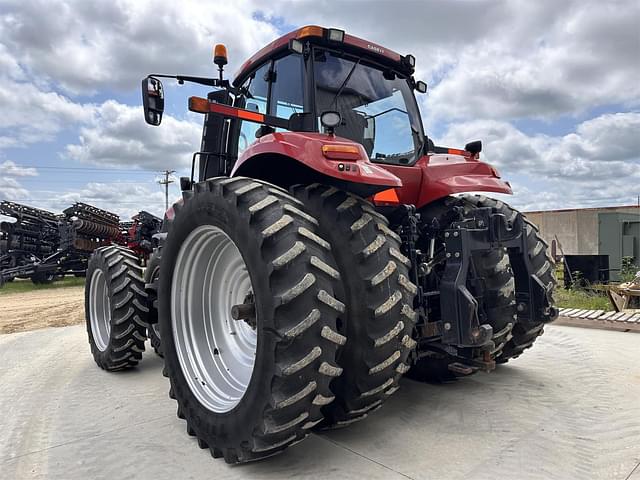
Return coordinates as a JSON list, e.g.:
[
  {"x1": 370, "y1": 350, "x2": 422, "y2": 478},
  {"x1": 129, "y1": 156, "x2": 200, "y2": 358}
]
[
  {"x1": 438, "y1": 207, "x2": 557, "y2": 350},
  {"x1": 439, "y1": 228, "x2": 493, "y2": 347}
]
